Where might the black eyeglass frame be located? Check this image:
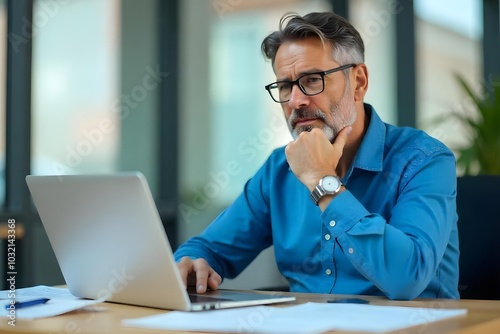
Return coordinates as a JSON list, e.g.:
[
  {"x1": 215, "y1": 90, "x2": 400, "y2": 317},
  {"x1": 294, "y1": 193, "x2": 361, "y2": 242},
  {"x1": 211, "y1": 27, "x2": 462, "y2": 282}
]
[{"x1": 264, "y1": 63, "x2": 357, "y2": 103}]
